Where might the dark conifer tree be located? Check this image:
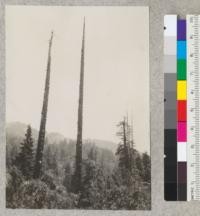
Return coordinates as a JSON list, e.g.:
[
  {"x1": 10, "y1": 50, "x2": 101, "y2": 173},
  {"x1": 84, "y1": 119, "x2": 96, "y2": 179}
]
[
  {"x1": 15, "y1": 125, "x2": 34, "y2": 180},
  {"x1": 34, "y1": 32, "x2": 54, "y2": 178},
  {"x1": 116, "y1": 117, "x2": 131, "y2": 173},
  {"x1": 116, "y1": 116, "x2": 140, "y2": 188}
]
